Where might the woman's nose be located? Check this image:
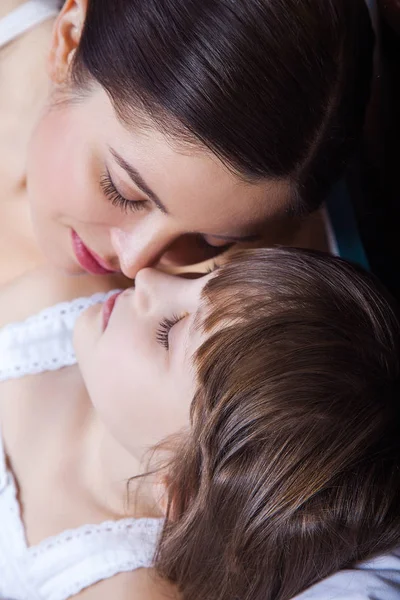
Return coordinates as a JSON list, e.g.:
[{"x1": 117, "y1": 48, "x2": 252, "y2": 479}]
[
  {"x1": 110, "y1": 219, "x2": 228, "y2": 279},
  {"x1": 110, "y1": 220, "x2": 175, "y2": 279}
]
